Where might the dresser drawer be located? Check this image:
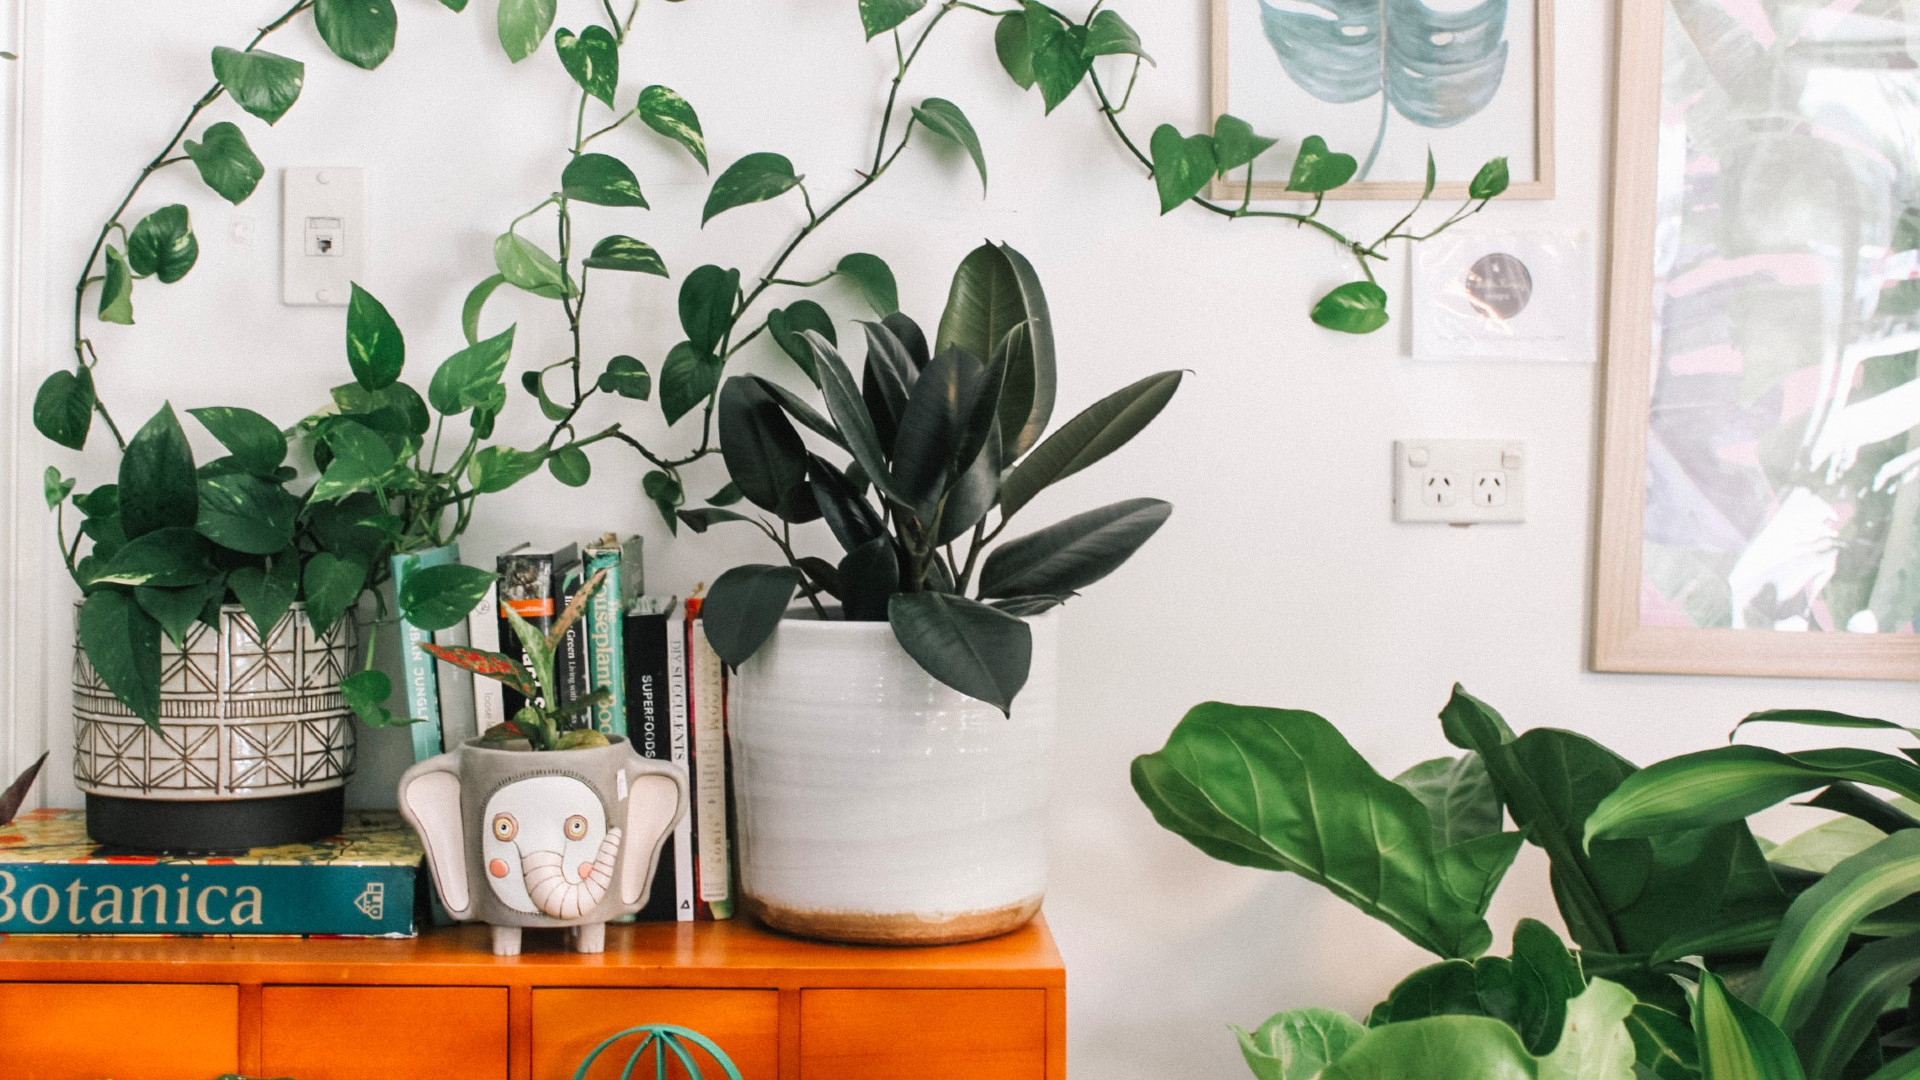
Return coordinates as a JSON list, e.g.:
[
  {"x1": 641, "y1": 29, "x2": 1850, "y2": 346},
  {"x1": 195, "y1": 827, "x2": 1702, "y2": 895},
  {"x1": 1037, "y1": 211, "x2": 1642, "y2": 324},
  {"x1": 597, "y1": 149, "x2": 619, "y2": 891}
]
[
  {"x1": 262, "y1": 985, "x2": 508, "y2": 1079},
  {"x1": 801, "y1": 989, "x2": 1047, "y2": 1080},
  {"x1": 534, "y1": 988, "x2": 781, "y2": 1080},
  {"x1": 0, "y1": 981, "x2": 238, "y2": 1080}
]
